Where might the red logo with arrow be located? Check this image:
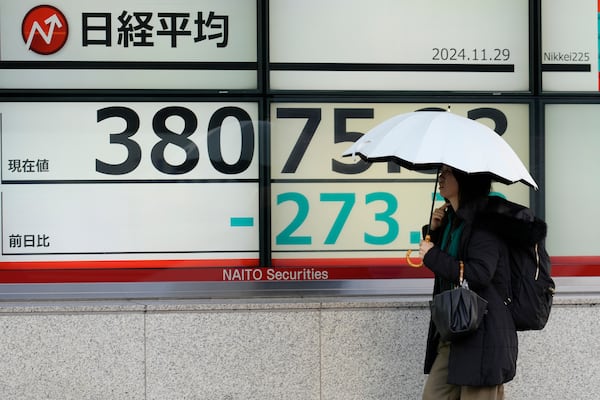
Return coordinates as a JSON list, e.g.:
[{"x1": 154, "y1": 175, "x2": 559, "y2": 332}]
[{"x1": 22, "y1": 5, "x2": 69, "y2": 55}]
